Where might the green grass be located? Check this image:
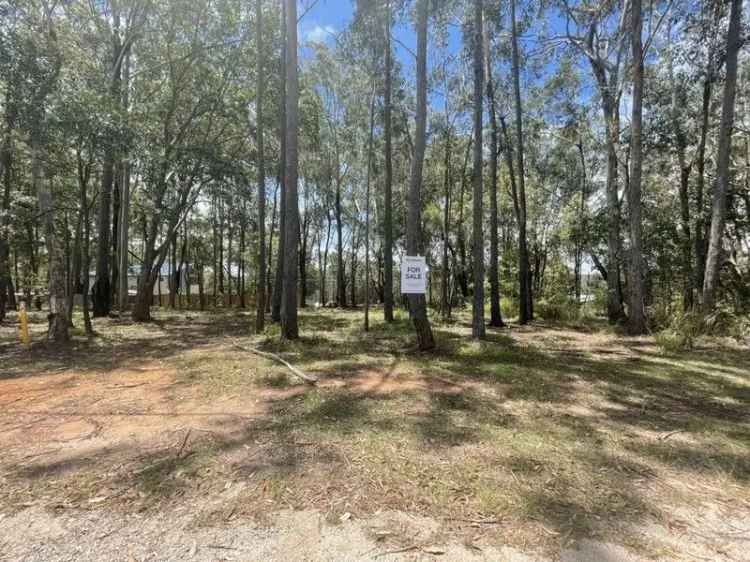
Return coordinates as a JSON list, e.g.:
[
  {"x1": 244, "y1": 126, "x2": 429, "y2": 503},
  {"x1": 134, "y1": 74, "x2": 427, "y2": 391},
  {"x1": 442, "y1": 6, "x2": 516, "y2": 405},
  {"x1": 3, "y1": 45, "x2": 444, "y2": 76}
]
[{"x1": 2, "y1": 304, "x2": 749, "y2": 554}]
